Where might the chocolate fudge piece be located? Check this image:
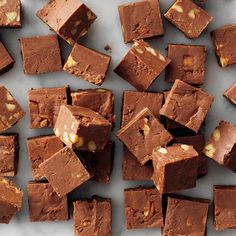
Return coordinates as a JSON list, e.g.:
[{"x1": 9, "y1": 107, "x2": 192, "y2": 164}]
[
  {"x1": 37, "y1": 0, "x2": 97, "y2": 46},
  {"x1": 204, "y1": 121, "x2": 236, "y2": 172},
  {"x1": 74, "y1": 196, "x2": 112, "y2": 236},
  {"x1": 160, "y1": 79, "x2": 214, "y2": 133},
  {"x1": 0, "y1": 41, "x2": 14, "y2": 74},
  {"x1": 28, "y1": 182, "x2": 69, "y2": 222},
  {"x1": 0, "y1": 177, "x2": 23, "y2": 223},
  {"x1": 166, "y1": 44, "x2": 207, "y2": 85},
  {"x1": 164, "y1": 0, "x2": 212, "y2": 38},
  {"x1": 163, "y1": 195, "x2": 210, "y2": 235},
  {"x1": 114, "y1": 40, "x2": 171, "y2": 91},
  {"x1": 20, "y1": 35, "x2": 62, "y2": 75},
  {"x1": 28, "y1": 87, "x2": 68, "y2": 128},
  {"x1": 54, "y1": 105, "x2": 111, "y2": 151},
  {"x1": 117, "y1": 108, "x2": 173, "y2": 165},
  {"x1": 0, "y1": 0, "x2": 21, "y2": 27},
  {"x1": 214, "y1": 185, "x2": 236, "y2": 230},
  {"x1": 0, "y1": 134, "x2": 19, "y2": 177},
  {"x1": 27, "y1": 135, "x2": 64, "y2": 180},
  {"x1": 71, "y1": 88, "x2": 115, "y2": 126},
  {"x1": 118, "y1": 0, "x2": 163, "y2": 43},
  {"x1": 64, "y1": 44, "x2": 111, "y2": 86},
  {"x1": 39, "y1": 147, "x2": 93, "y2": 197},
  {"x1": 224, "y1": 83, "x2": 236, "y2": 106},
  {"x1": 151, "y1": 144, "x2": 198, "y2": 194},
  {"x1": 124, "y1": 187, "x2": 163, "y2": 229},
  {"x1": 211, "y1": 24, "x2": 236, "y2": 68},
  {"x1": 0, "y1": 86, "x2": 25, "y2": 132}
]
